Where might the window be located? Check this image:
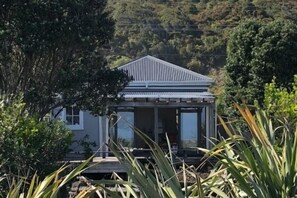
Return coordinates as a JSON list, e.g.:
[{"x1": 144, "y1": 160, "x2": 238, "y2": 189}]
[{"x1": 61, "y1": 106, "x2": 84, "y2": 130}]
